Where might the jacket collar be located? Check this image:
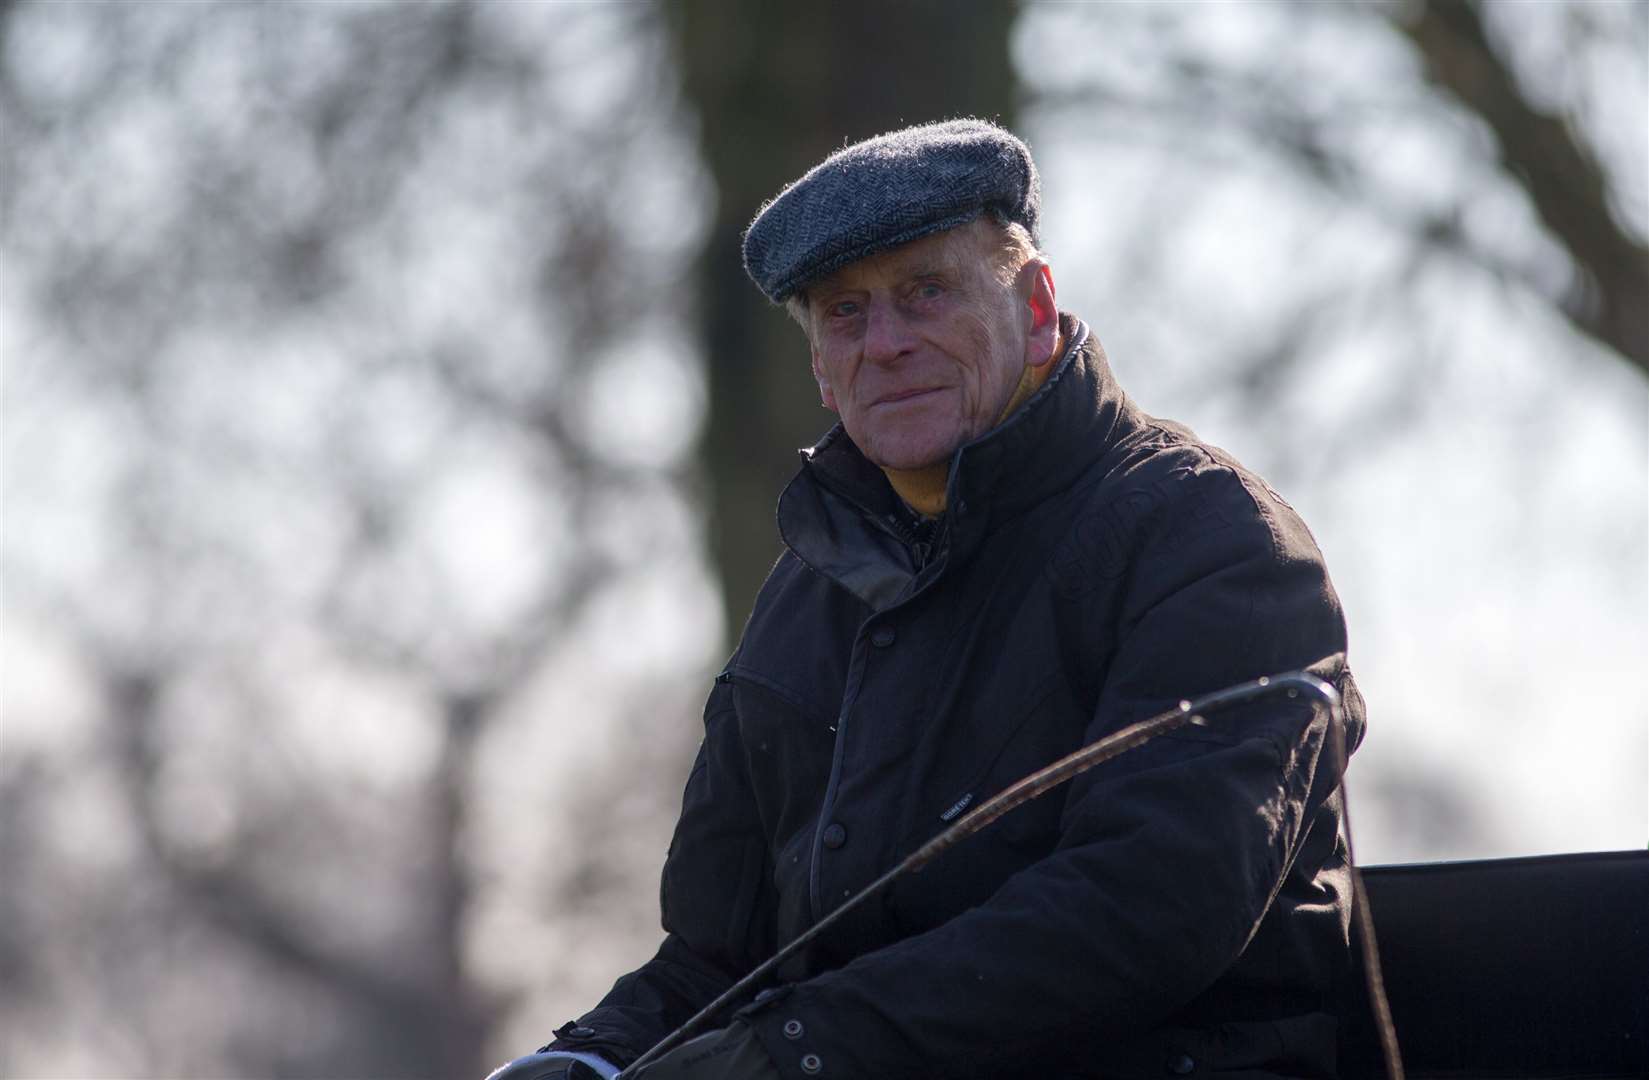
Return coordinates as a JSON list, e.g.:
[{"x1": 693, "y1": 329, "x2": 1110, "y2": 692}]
[{"x1": 778, "y1": 314, "x2": 1130, "y2": 610}]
